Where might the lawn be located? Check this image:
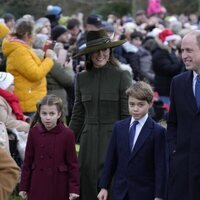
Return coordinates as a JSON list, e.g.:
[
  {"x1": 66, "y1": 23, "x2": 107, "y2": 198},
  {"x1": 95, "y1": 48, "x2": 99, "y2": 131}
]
[
  {"x1": 9, "y1": 196, "x2": 20, "y2": 200},
  {"x1": 9, "y1": 185, "x2": 20, "y2": 200}
]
